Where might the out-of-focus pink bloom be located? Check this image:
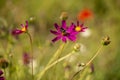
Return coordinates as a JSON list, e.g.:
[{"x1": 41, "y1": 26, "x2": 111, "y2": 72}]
[
  {"x1": 23, "y1": 52, "x2": 31, "y2": 65},
  {"x1": 12, "y1": 21, "x2": 28, "y2": 35},
  {"x1": 73, "y1": 21, "x2": 87, "y2": 32},
  {"x1": 0, "y1": 70, "x2": 5, "y2": 80}
]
